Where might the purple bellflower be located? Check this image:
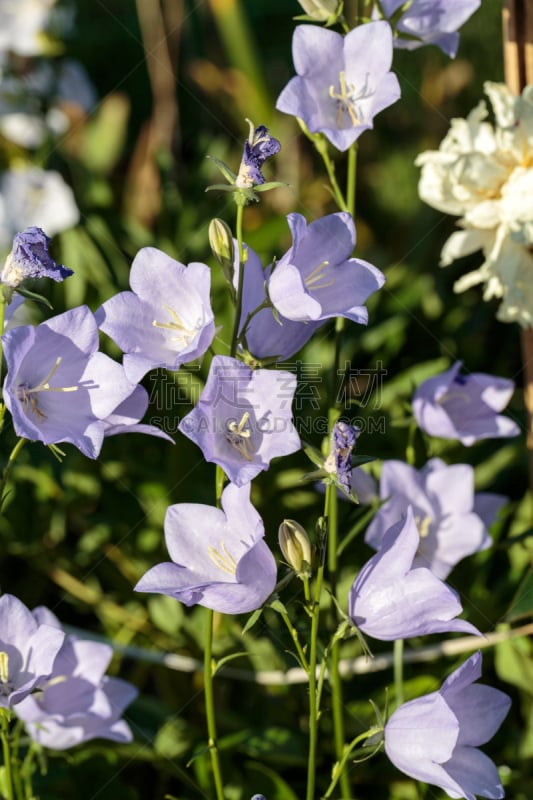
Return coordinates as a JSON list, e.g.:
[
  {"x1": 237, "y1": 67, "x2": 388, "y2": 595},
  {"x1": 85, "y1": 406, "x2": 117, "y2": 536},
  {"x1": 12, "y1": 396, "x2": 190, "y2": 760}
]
[
  {"x1": 377, "y1": 0, "x2": 481, "y2": 58},
  {"x1": 236, "y1": 123, "x2": 281, "y2": 188},
  {"x1": 96, "y1": 247, "x2": 215, "y2": 384},
  {"x1": 276, "y1": 22, "x2": 401, "y2": 151},
  {"x1": 178, "y1": 355, "x2": 300, "y2": 486},
  {"x1": 412, "y1": 361, "x2": 520, "y2": 446},
  {"x1": 0, "y1": 594, "x2": 65, "y2": 709},
  {"x1": 135, "y1": 483, "x2": 277, "y2": 615},
  {"x1": 365, "y1": 458, "x2": 507, "y2": 579},
  {"x1": 1, "y1": 227, "x2": 73, "y2": 288},
  {"x1": 235, "y1": 241, "x2": 322, "y2": 362},
  {"x1": 349, "y1": 506, "x2": 481, "y2": 641},
  {"x1": 16, "y1": 607, "x2": 137, "y2": 750},
  {"x1": 268, "y1": 213, "x2": 385, "y2": 324},
  {"x1": 385, "y1": 651, "x2": 510, "y2": 800},
  {"x1": 2, "y1": 305, "x2": 146, "y2": 459}
]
